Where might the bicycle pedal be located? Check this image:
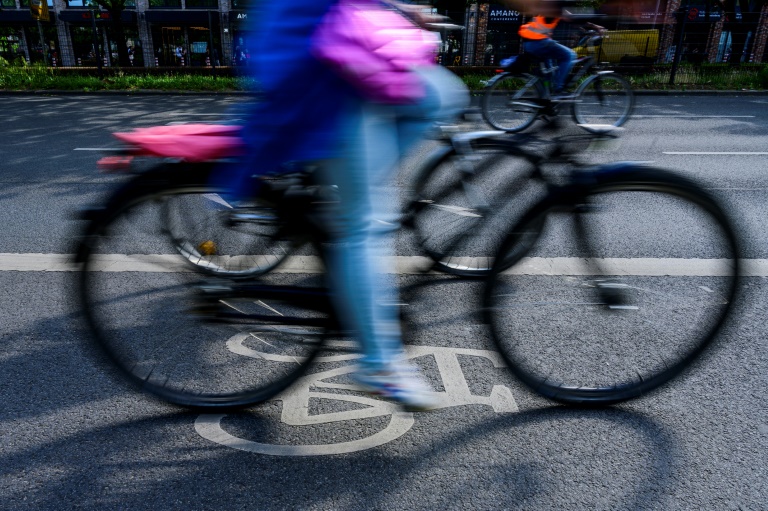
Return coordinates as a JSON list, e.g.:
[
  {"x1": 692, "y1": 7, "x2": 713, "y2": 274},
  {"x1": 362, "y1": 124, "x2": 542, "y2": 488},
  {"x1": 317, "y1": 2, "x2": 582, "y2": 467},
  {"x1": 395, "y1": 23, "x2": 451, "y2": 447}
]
[
  {"x1": 595, "y1": 280, "x2": 637, "y2": 310},
  {"x1": 194, "y1": 282, "x2": 235, "y2": 302}
]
